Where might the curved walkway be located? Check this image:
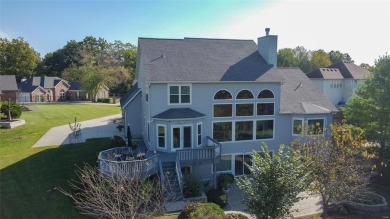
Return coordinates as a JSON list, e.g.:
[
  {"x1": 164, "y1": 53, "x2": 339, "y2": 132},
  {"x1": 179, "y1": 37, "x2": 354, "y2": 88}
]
[{"x1": 32, "y1": 114, "x2": 123, "y2": 147}]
